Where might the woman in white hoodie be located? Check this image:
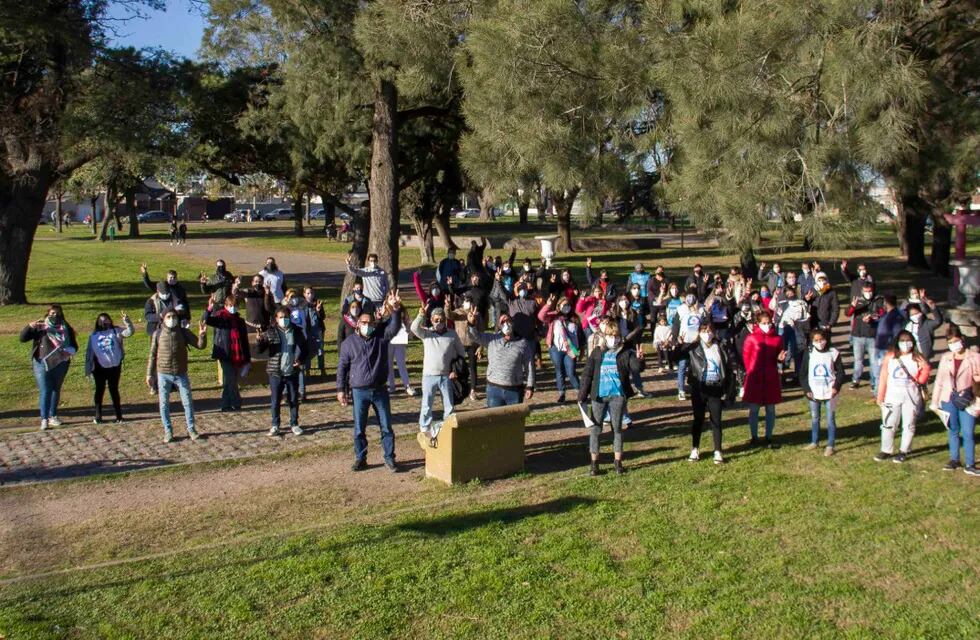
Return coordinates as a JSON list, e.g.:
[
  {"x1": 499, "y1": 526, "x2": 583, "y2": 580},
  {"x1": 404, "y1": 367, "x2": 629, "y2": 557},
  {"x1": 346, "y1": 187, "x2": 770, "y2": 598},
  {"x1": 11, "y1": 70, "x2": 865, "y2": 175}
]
[{"x1": 85, "y1": 311, "x2": 136, "y2": 423}]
